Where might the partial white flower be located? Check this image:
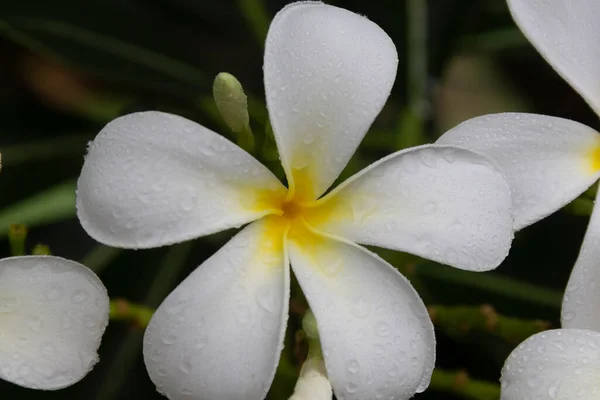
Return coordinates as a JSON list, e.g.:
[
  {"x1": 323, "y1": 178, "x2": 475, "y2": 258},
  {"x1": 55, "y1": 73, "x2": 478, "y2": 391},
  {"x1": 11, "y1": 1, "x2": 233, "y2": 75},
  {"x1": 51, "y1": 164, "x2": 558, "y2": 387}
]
[
  {"x1": 501, "y1": 329, "x2": 600, "y2": 400},
  {"x1": 0, "y1": 256, "x2": 109, "y2": 390},
  {"x1": 76, "y1": 2, "x2": 514, "y2": 399},
  {"x1": 438, "y1": 0, "x2": 600, "y2": 332},
  {"x1": 288, "y1": 358, "x2": 332, "y2": 400},
  {"x1": 435, "y1": 1, "x2": 600, "y2": 399}
]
